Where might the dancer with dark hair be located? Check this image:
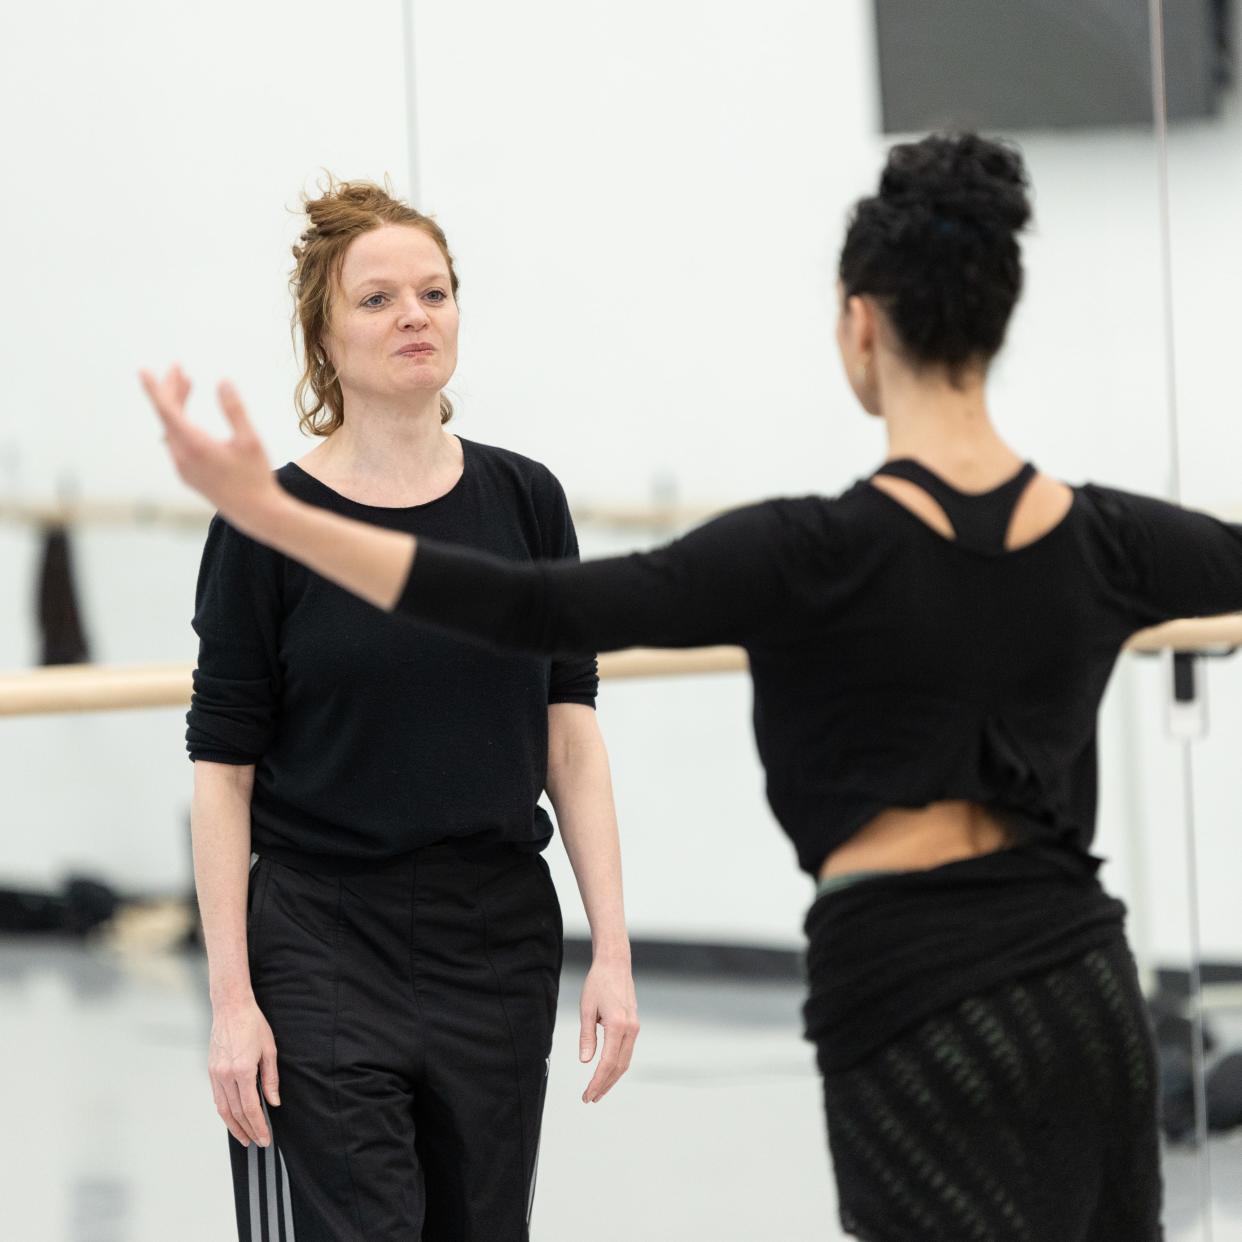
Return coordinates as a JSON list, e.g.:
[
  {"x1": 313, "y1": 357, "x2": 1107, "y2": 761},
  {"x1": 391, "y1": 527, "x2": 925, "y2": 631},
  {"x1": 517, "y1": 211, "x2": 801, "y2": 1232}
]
[
  {"x1": 164, "y1": 178, "x2": 638, "y2": 1242},
  {"x1": 146, "y1": 134, "x2": 1241, "y2": 1240}
]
